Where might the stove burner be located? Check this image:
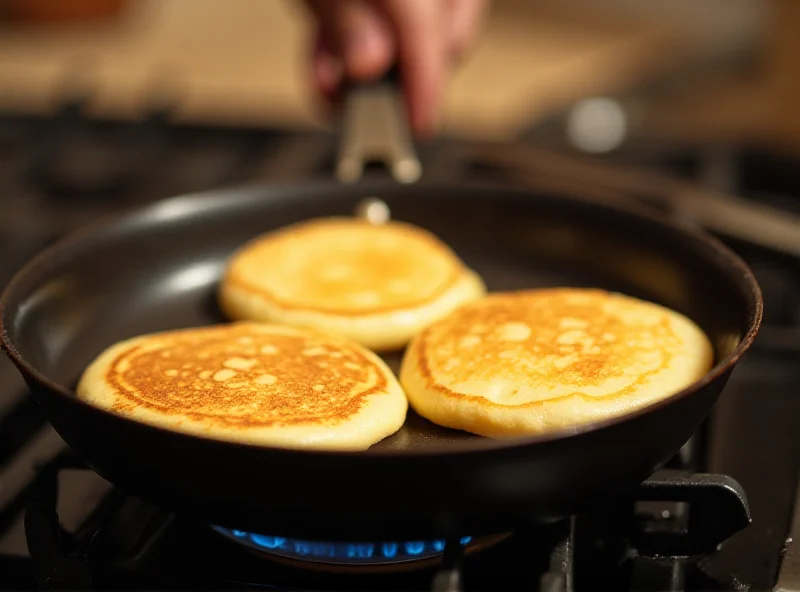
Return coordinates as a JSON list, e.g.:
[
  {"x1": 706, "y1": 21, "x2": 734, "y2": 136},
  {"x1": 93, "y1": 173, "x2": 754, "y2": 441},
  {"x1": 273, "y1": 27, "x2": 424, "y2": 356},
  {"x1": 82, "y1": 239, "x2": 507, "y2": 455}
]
[{"x1": 211, "y1": 526, "x2": 474, "y2": 566}]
